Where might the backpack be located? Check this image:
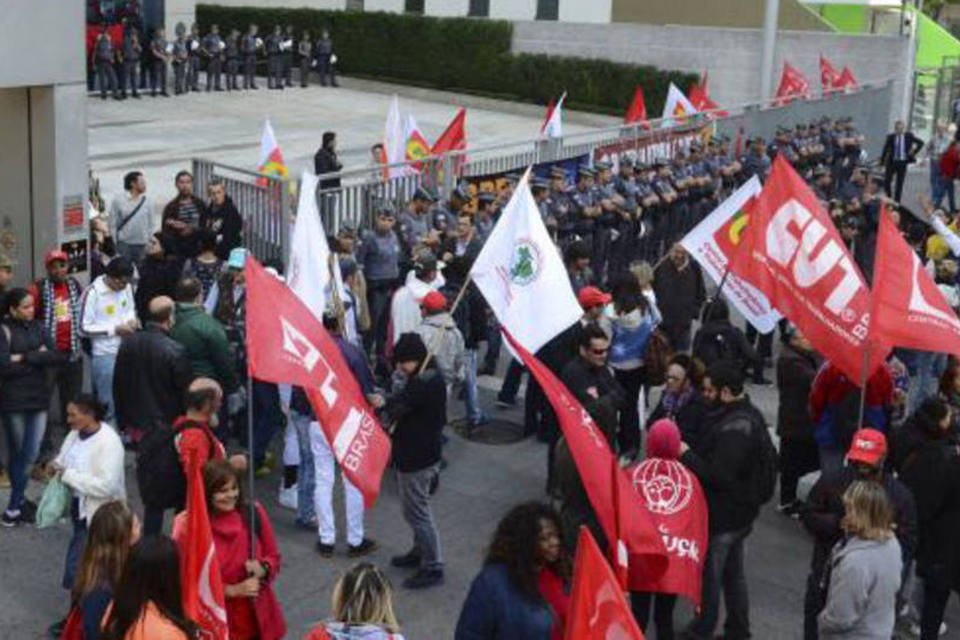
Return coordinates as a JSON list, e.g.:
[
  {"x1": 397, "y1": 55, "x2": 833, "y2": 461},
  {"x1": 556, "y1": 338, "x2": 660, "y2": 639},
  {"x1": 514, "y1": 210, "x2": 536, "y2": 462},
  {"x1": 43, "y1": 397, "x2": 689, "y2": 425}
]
[
  {"x1": 747, "y1": 410, "x2": 778, "y2": 507},
  {"x1": 693, "y1": 326, "x2": 736, "y2": 368},
  {"x1": 136, "y1": 420, "x2": 214, "y2": 510}
]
